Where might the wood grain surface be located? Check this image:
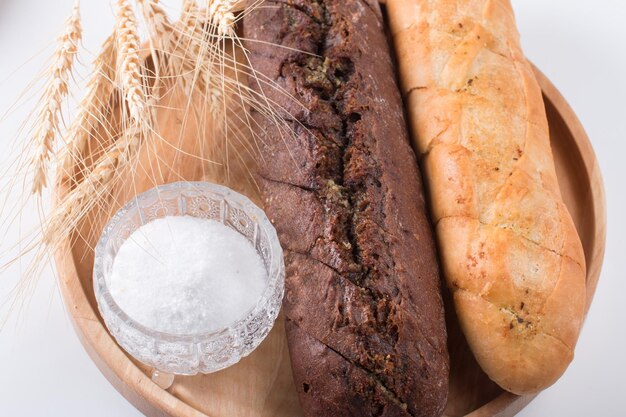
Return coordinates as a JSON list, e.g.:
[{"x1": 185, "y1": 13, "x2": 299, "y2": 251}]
[{"x1": 53, "y1": 39, "x2": 605, "y2": 417}]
